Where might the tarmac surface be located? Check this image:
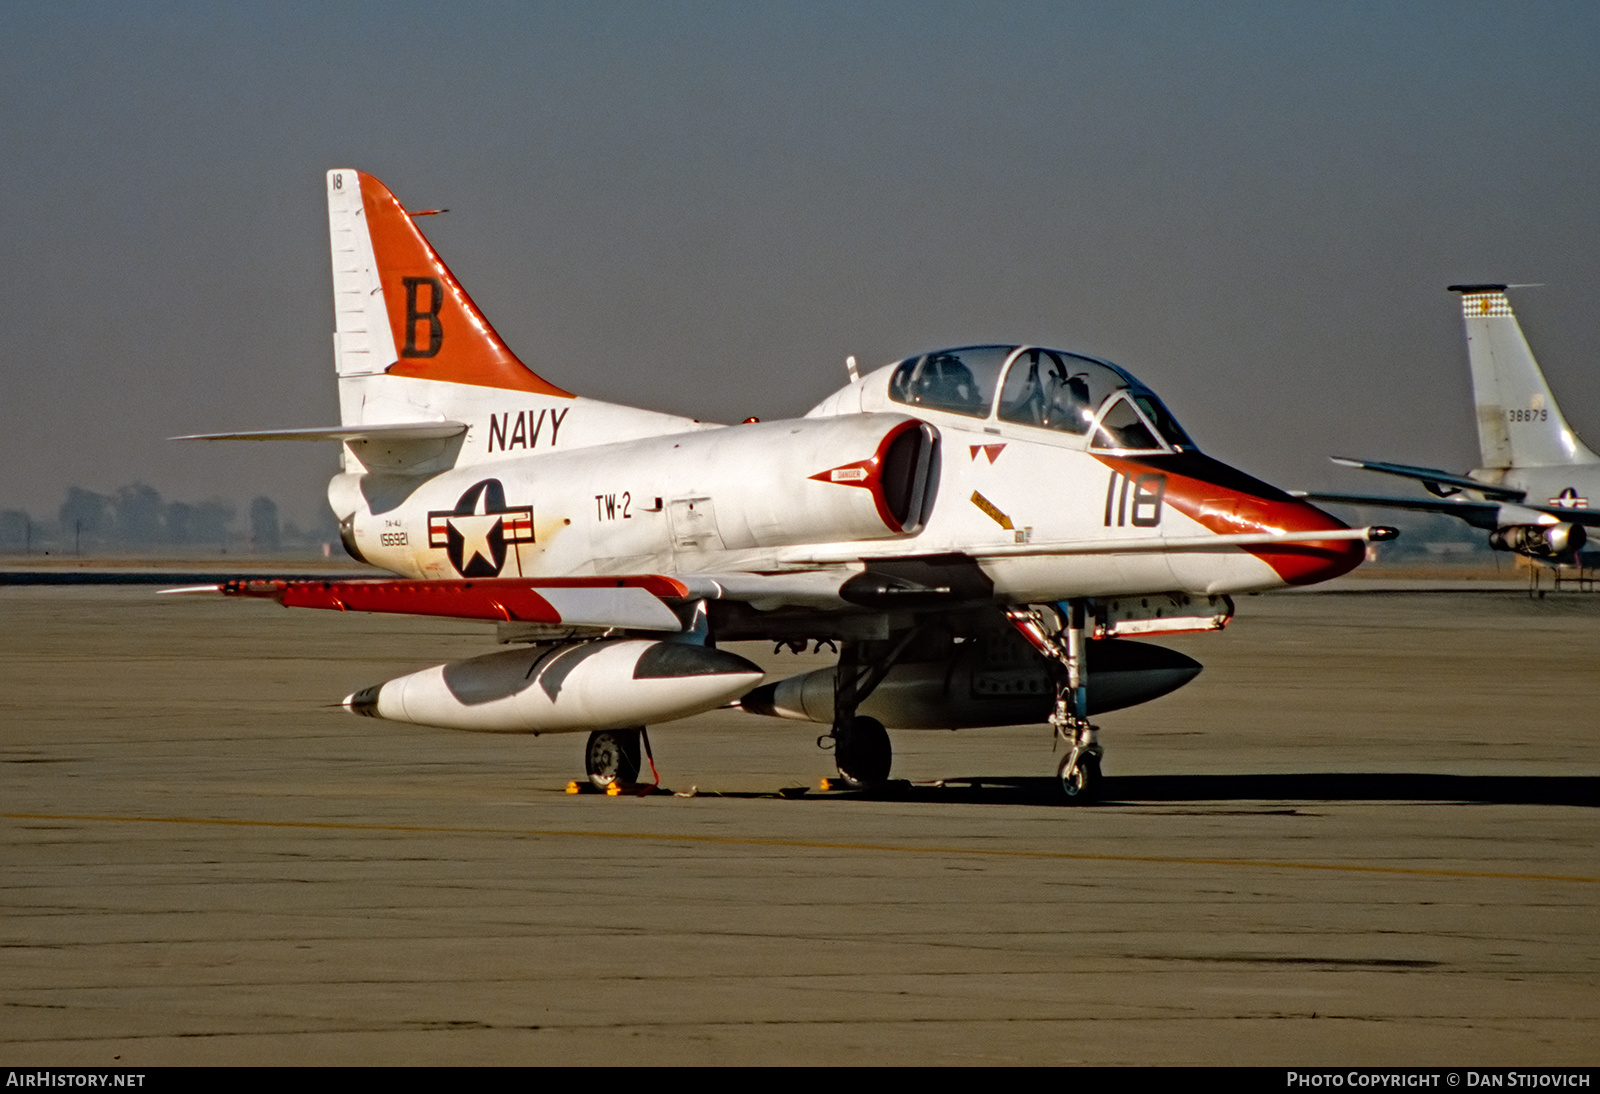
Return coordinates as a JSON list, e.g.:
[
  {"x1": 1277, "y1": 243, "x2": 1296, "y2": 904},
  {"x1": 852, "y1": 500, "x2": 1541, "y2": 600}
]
[{"x1": 2, "y1": 583, "x2": 1597, "y2": 1065}]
